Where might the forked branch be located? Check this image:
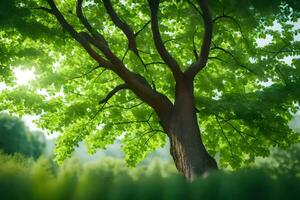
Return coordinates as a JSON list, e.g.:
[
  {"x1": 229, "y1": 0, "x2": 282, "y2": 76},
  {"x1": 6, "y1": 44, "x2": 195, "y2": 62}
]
[
  {"x1": 148, "y1": 0, "x2": 183, "y2": 81},
  {"x1": 102, "y1": 0, "x2": 149, "y2": 70},
  {"x1": 186, "y1": 0, "x2": 212, "y2": 78},
  {"x1": 46, "y1": 0, "x2": 173, "y2": 120},
  {"x1": 46, "y1": 0, "x2": 112, "y2": 68}
]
